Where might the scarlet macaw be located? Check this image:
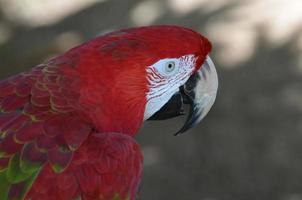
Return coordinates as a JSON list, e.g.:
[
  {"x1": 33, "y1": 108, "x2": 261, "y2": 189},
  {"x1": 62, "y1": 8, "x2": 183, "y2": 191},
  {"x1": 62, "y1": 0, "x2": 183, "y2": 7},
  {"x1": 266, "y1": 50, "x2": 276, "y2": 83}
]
[{"x1": 0, "y1": 25, "x2": 218, "y2": 200}]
